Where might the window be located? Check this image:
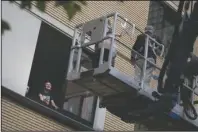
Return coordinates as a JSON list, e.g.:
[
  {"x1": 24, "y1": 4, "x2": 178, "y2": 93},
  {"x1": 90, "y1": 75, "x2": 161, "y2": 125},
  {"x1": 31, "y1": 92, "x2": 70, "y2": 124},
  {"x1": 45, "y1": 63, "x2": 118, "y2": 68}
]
[
  {"x1": 63, "y1": 82, "x2": 97, "y2": 123},
  {"x1": 26, "y1": 21, "x2": 97, "y2": 125},
  {"x1": 63, "y1": 95, "x2": 96, "y2": 122},
  {"x1": 147, "y1": 1, "x2": 177, "y2": 56}
]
